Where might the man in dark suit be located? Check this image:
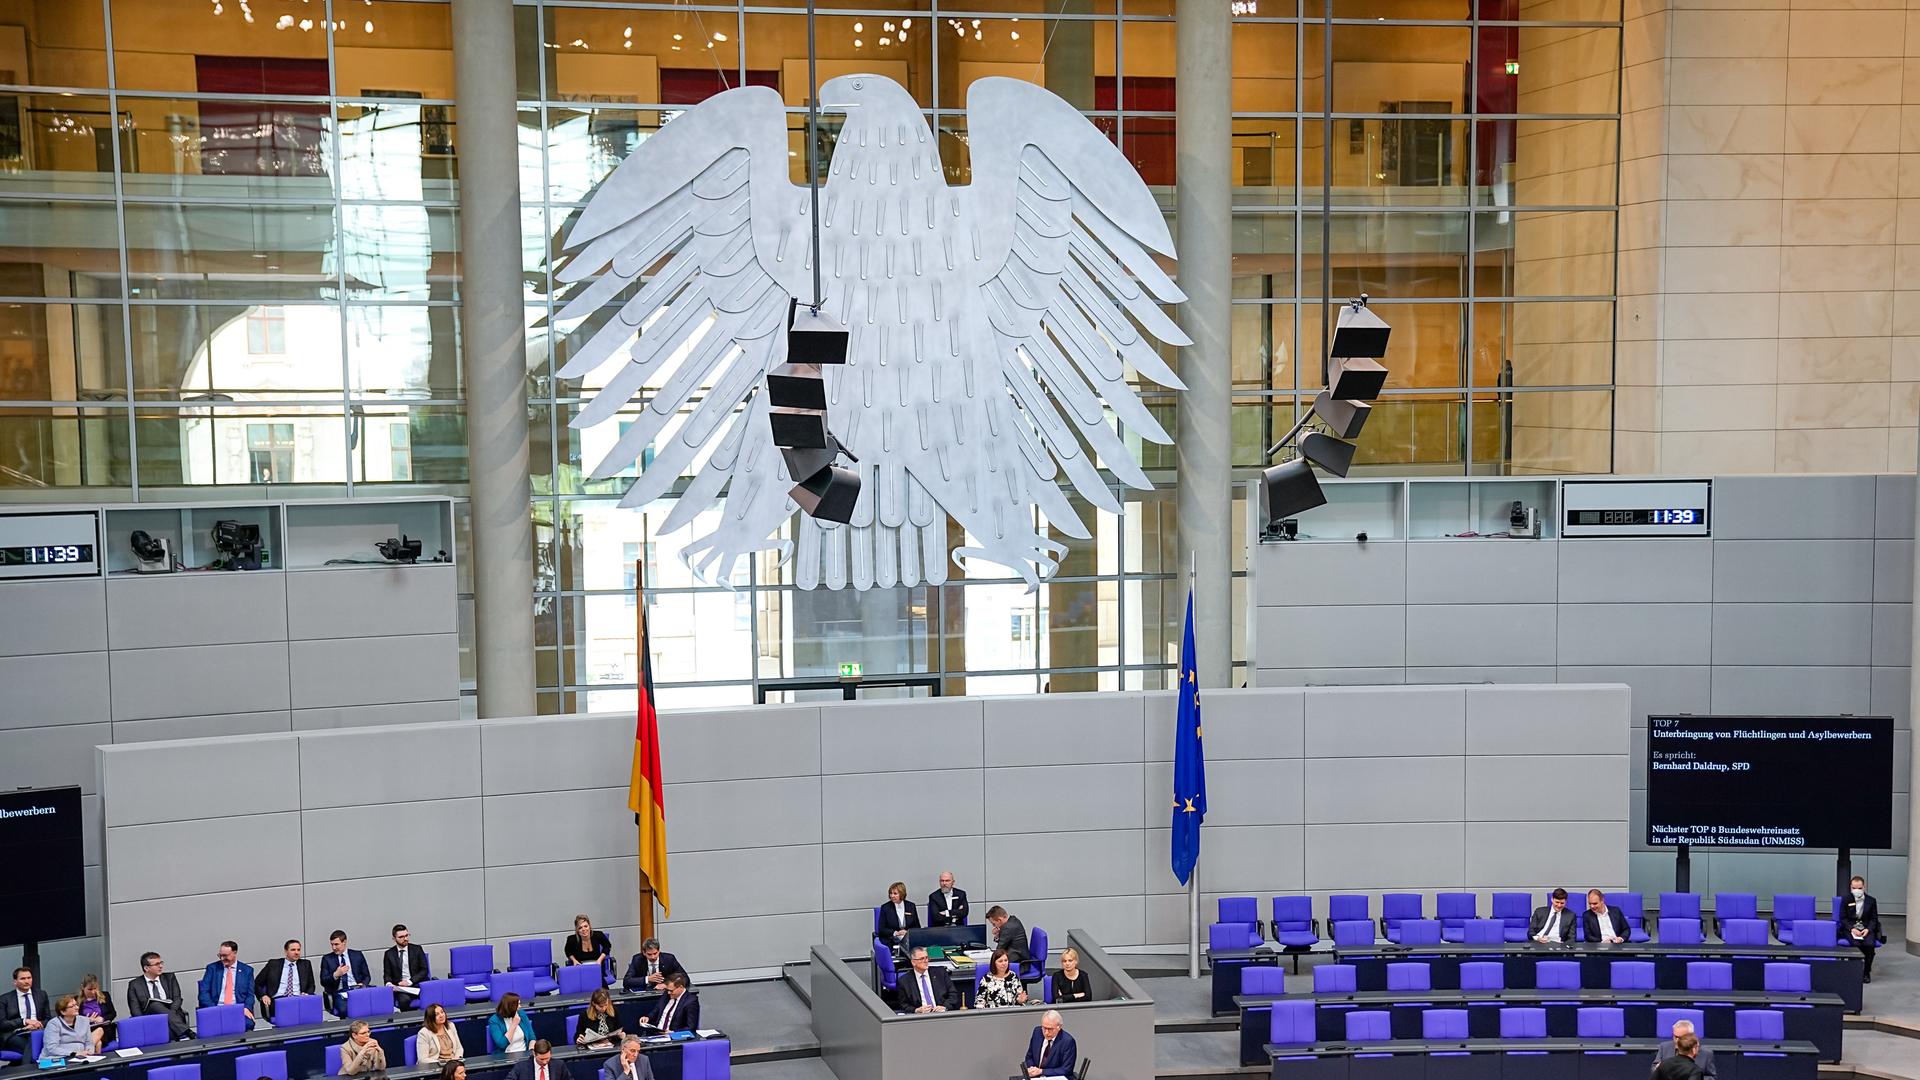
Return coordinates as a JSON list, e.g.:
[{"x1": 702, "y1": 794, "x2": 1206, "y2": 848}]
[
  {"x1": 197, "y1": 941, "x2": 256, "y2": 1029},
  {"x1": 126, "y1": 952, "x2": 194, "y2": 1041},
  {"x1": 896, "y1": 949, "x2": 959, "y2": 1013},
  {"x1": 507, "y1": 1040, "x2": 575, "y2": 1080},
  {"x1": 254, "y1": 939, "x2": 316, "y2": 1023},
  {"x1": 601, "y1": 1037, "x2": 654, "y2": 1080},
  {"x1": 637, "y1": 975, "x2": 698, "y2": 1034},
  {"x1": 1021, "y1": 1011, "x2": 1077, "y2": 1078},
  {"x1": 1650, "y1": 1019, "x2": 1716, "y2": 1078},
  {"x1": 1529, "y1": 887, "x2": 1576, "y2": 943},
  {"x1": 622, "y1": 939, "x2": 689, "y2": 993},
  {"x1": 1840, "y1": 875, "x2": 1884, "y2": 982},
  {"x1": 1584, "y1": 890, "x2": 1629, "y2": 944},
  {"x1": 1652, "y1": 1030, "x2": 1708, "y2": 1079},
  {"x1": 927, "y1": 871, "x2": 970, "y2": 928},
  {"x1": 383, "y1": 924, "x2": 430, "y2": 1009},
  {"x1": 1, "y1": 967, "x2": 50, "y2": 1061},
  {"x1": 319, "y1": 930, "x2": 371, "y2": 1018},
  {"x1": 987, "y1": 906, "x2": 1031, "y2": 965}
]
